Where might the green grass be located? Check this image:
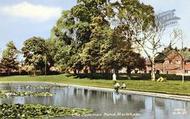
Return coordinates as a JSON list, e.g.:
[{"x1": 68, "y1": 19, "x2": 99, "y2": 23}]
[{"x1": 0, "y1": 74, "x2": 190, "y2": 96}]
